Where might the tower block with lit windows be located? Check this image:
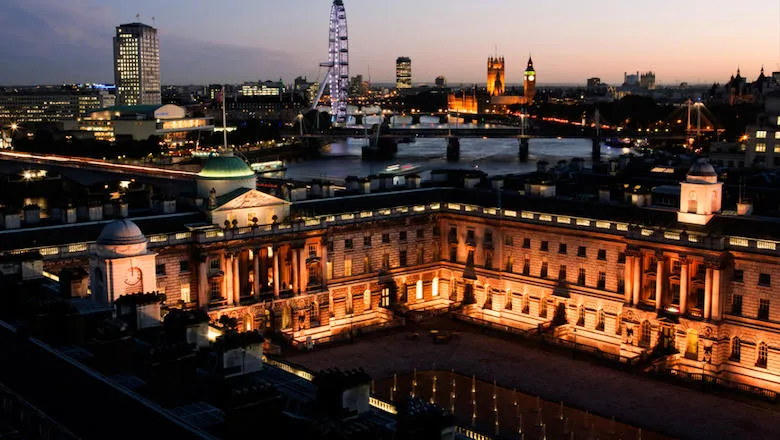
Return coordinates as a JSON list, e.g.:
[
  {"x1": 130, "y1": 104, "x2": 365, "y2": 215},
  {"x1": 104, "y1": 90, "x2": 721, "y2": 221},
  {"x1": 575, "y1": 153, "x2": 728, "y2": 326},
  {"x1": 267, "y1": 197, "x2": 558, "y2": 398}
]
[
  {"x1": 487, "y1": 57, "x2": 505, "y2": 97},
  {"x1": 523, "y1": 56, "x2": 536, "y2": 104}
]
